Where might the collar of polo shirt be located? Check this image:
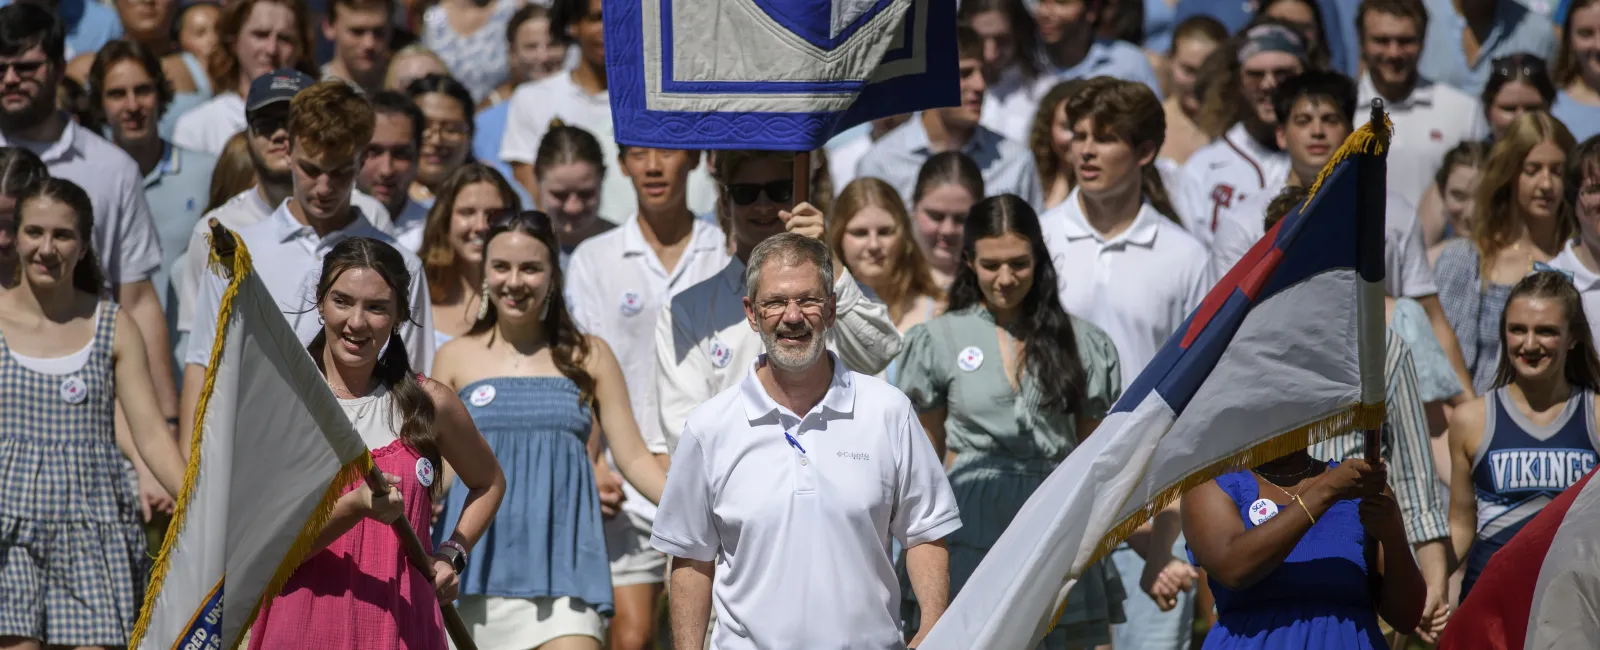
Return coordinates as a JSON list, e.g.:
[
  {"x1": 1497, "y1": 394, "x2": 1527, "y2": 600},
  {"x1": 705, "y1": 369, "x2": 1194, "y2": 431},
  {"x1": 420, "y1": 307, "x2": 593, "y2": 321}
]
[
  {"x1": 737, "y1": 351, "x2": 855, "y2": 422},
  {"x1": 1056, "y1": 188, "x2": 1163, "y2": 247},
  {"x1": 269, "y1": 200, "x2": 372, "y2": 244}
]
